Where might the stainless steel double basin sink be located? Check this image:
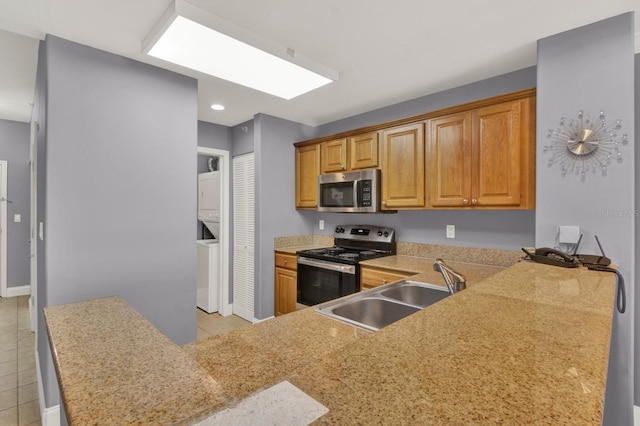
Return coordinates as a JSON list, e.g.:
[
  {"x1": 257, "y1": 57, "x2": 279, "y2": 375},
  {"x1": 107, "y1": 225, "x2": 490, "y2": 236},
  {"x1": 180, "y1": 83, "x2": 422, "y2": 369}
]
[{"x1": 315, "y1": 280, "x2": 450, "y2": 331}]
